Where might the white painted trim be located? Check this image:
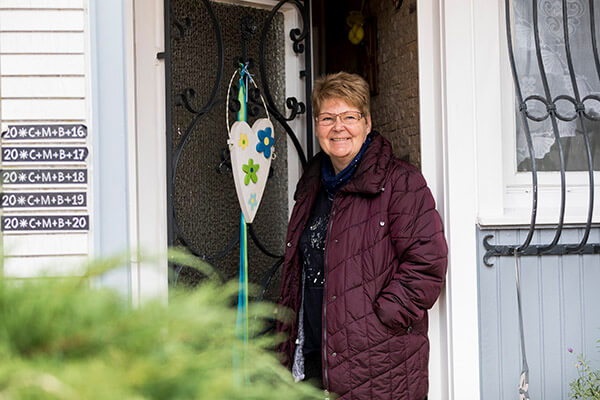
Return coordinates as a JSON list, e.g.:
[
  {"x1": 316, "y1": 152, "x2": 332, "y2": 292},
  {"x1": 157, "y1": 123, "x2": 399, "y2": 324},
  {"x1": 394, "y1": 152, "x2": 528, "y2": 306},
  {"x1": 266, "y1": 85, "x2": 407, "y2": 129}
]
[
  {"x1": 441, "y1": 0, "x2": 482, "y2": 394},
  {"x1": 419, "y1": 0, "x2": 482, "y2": 398},
  {"x1": 417, "y1": 1, "x2": 448, "y2": 399},
  {"x1": 89, "y1": 0, "x2": 132, "y2": 294},
  {"x1": 125, "y1": 0, "x2": 138, "y2": 304},
  {"x1": 472, "y1": 0, "x2": 505, "y2": 228},
  {"x1": 73, "y1": 3, "x2": 99, "y2": 268},
  {"x1": 282, "y1": 4, "x2": 307, "y2": 217},
  {"x1": 127, "y1": 0, "x2": 168, "y2": 303}
]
